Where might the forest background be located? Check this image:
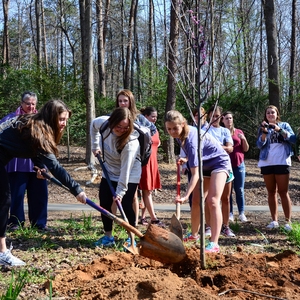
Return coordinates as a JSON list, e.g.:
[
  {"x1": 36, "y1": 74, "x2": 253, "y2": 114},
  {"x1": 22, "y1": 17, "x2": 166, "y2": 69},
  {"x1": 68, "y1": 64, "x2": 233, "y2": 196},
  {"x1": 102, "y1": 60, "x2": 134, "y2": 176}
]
[{"x1": 0, "y1": 0, "x2": 299, "y2": 164}]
